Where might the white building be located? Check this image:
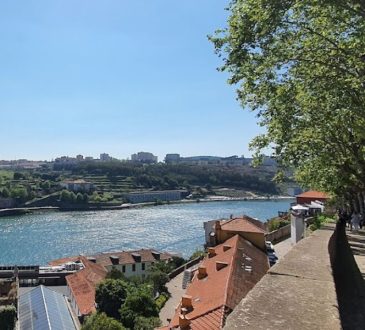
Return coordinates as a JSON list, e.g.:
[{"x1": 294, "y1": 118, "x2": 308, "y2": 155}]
[
  {"x1": 60, "y1": 179, "x2": 95, "y2": 193},
  {"x1": 131, "y1": 152, "x2": 158, "y2": 163}
]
